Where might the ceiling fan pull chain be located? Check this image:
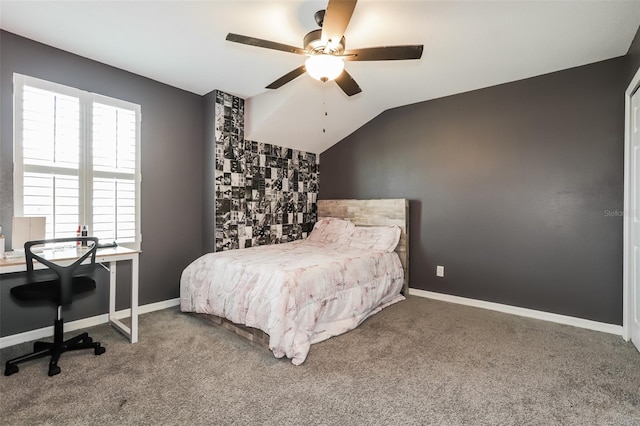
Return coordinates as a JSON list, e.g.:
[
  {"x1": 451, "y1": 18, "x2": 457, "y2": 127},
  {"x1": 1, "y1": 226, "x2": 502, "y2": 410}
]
[
  {"x1": 322, "y1": 87, "x2": 327, "y2": 133},
  {"x1": 322, "y1": 86, "x2": 327, "y2": 134}
]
